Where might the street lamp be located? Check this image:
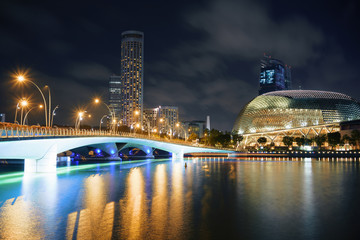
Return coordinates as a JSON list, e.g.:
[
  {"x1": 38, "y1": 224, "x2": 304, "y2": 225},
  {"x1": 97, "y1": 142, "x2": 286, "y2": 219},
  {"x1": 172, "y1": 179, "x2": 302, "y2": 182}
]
[
  {"x1": 20, "y1": 99, "x2": 28, "y2": 125},
  {"x1": 99, "y1": 115, "x2": 108, "y2": 131},
  {"x1": 160, "y1": 117, "x2": 172, "y2": 139},
  {"x1": 94, "y1": 98, "x2": 116, "y2": 132},
  {"x1": 16, "y1": 74, "x2": 49, "y2": 127},
  {"x1": 23, "y1": 104, "x2": 43, "y2": 125},
  {"x1": 50, "y1": 105, "x2": 59, "y2": 127},
  {"x1": 176, "y1": 122, "x2": 188, "y2": 141},
  {"x1": 75, "y1": 111, "x2": 86, "y2": 130}
]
